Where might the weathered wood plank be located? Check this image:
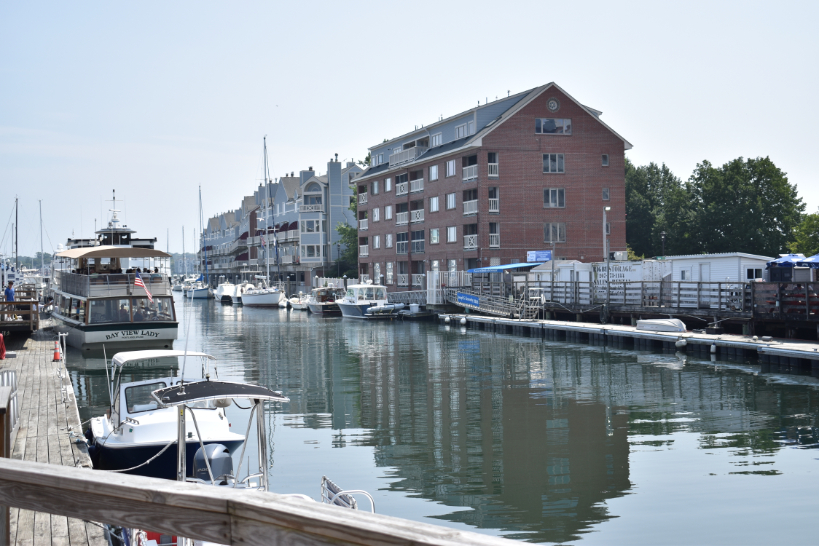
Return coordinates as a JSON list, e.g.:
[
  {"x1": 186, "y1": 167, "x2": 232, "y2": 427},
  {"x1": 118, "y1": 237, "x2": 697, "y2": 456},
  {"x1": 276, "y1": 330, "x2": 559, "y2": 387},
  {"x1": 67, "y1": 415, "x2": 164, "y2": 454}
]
[
  {"x1": 32, "y1": 511, "x2": 50, "y2": 546},
  {"x1": 66, "y1": 517, "x2": 89, "y2": 546}
]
